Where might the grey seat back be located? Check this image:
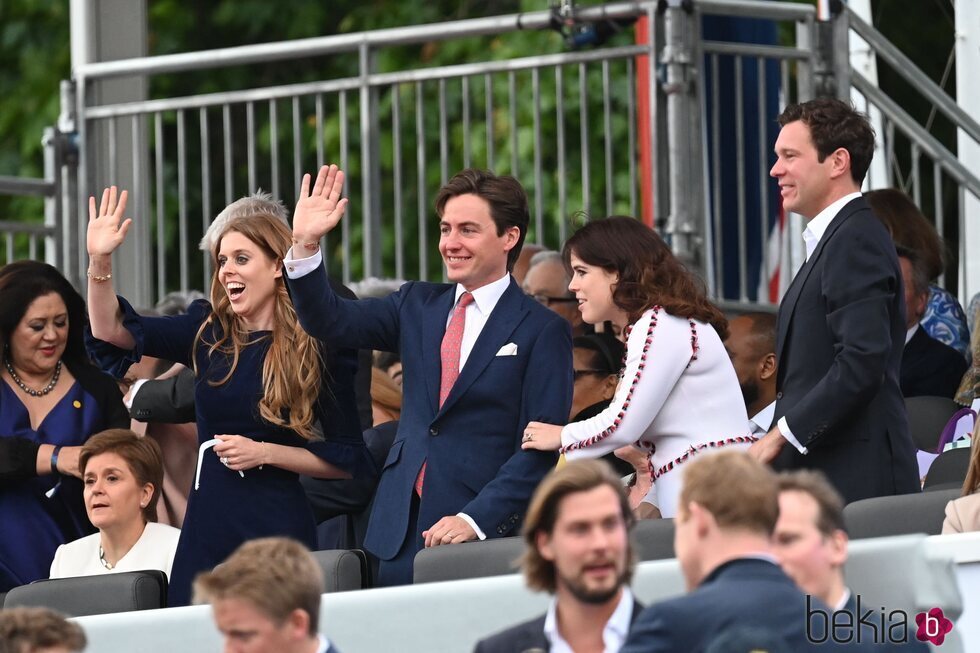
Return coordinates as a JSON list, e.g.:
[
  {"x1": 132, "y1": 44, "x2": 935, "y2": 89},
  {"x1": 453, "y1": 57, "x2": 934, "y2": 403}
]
[
  {"x1": 924, "y1": 447, "x2": 972, "y2": 491},
  {"x1": 633, "y1": 517, "x2": 675, "y2": 560},
  {"x1": 311, "y1": 549, "x2": 366, "y2": 592},
  {"x1": 843, "y1": 489, "x2": 960, "y2": 539},
  {"x1": 3, "y1": 570, "x2": 167, "y2": 616},
  {"x1": 413, "y1": 536, "x2": 523, "y2": 584},
  {"x1": 905, "y1": 396, "x2": 960, "y2": 452}
]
